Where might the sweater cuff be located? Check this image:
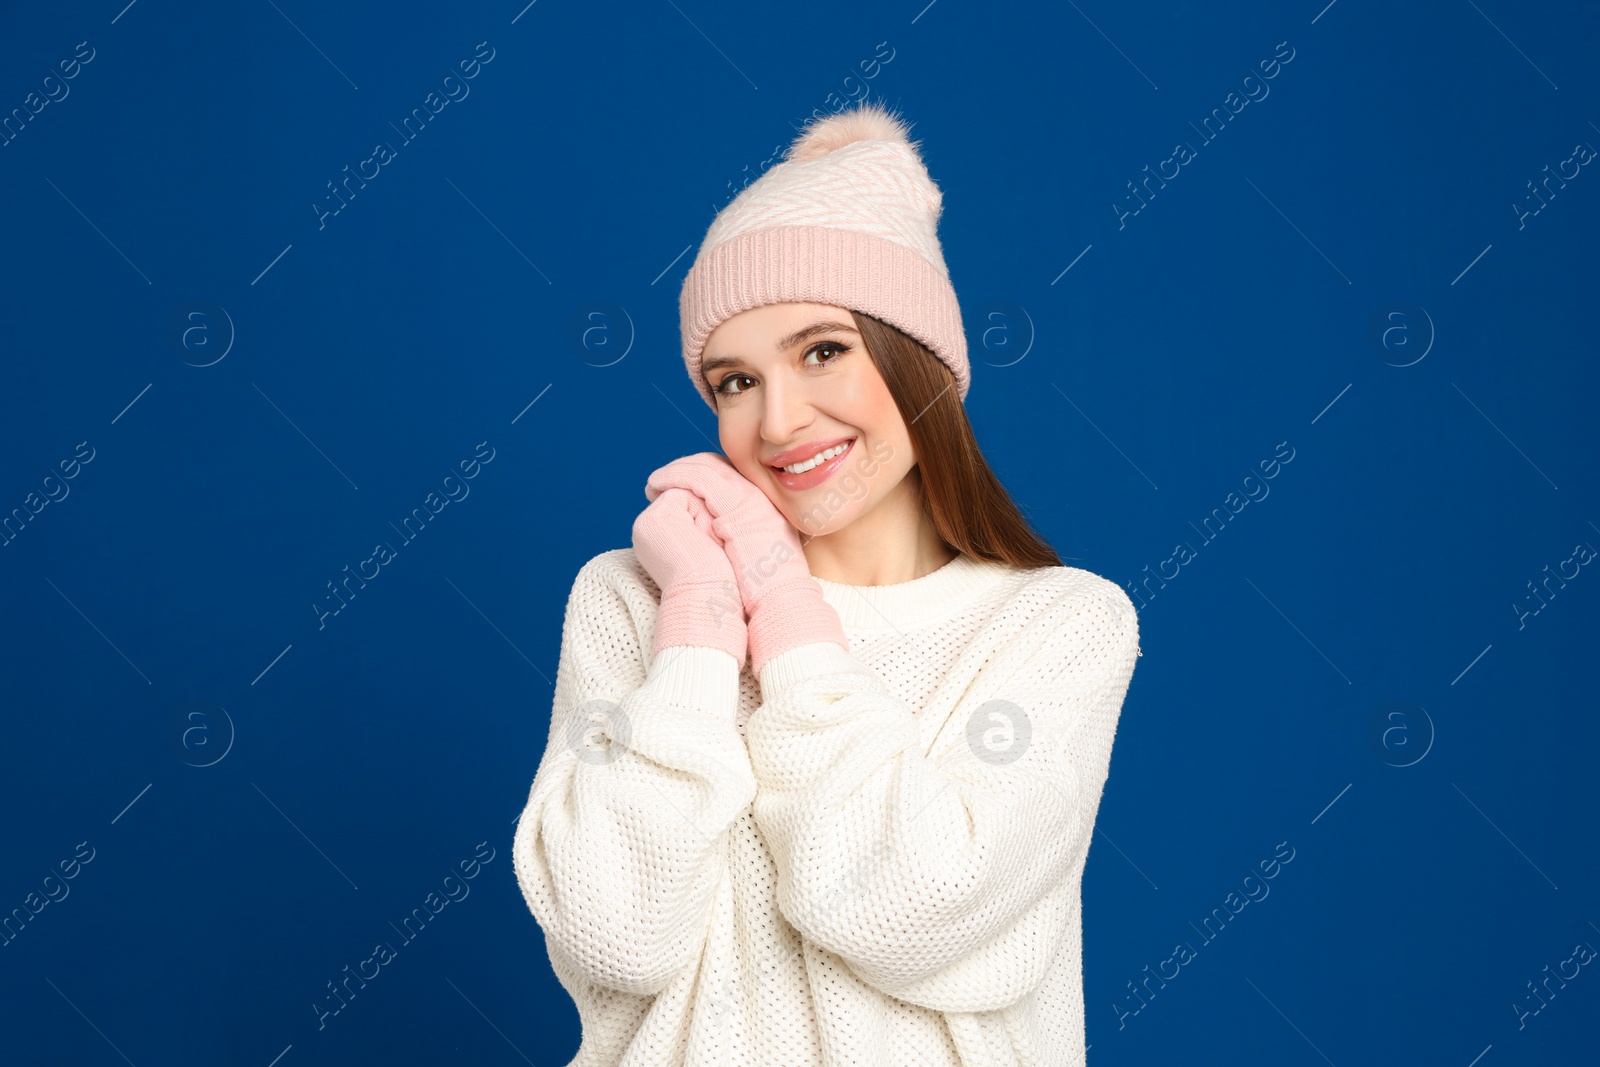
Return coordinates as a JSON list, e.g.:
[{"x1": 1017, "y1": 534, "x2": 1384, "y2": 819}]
[
  {"x1": 646, "y1": 645, "x2": 741, "y2": 720},
  {"x1": 757, "y1": 641, "x2": 862, "y2": 700}
]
